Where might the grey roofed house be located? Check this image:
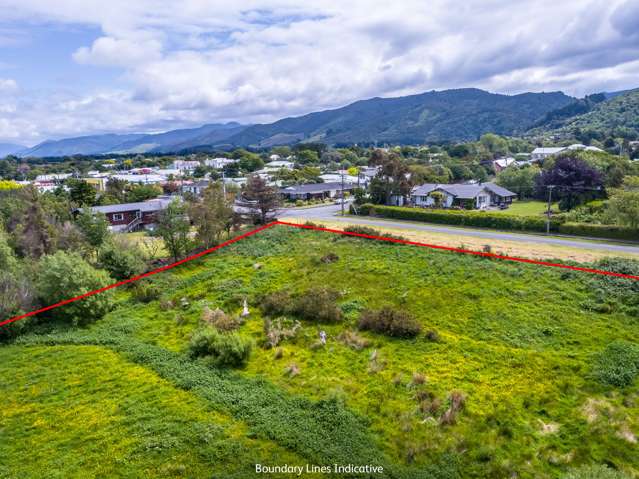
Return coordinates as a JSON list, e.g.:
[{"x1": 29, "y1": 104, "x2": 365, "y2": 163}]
[
  {"x1": 89, "y1": 198, "x2": 173, "y2": 215},
  {"x1": 408, "y1": 182, "x2": 517, "y2": 209},
  {"x1": 280, "y1": 181, "x2": 354, "y2": 200}
]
